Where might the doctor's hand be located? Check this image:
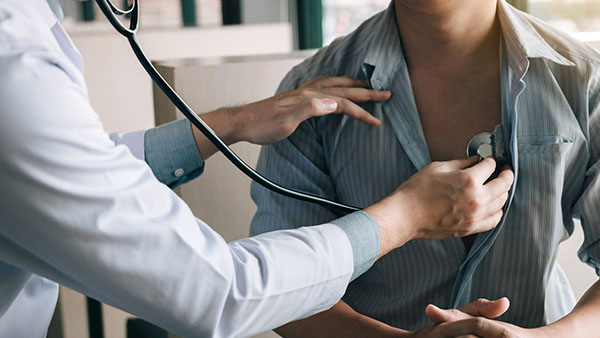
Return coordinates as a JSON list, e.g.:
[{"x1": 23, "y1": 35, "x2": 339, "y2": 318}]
[
  {"x1": 364, "y1": 157, "x2": 514, "y2": 258},
  {"x1": 235, "y1": 76, "x2": 390, "y2": 145},
  {"x1": 192, "y1": 76, "x2": 390, "y2": 160}
]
